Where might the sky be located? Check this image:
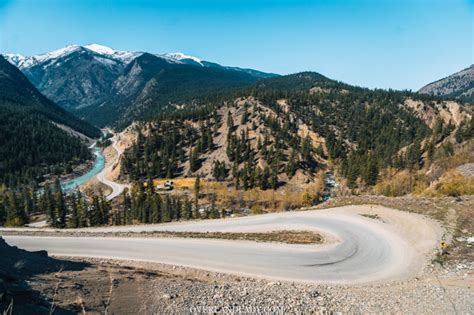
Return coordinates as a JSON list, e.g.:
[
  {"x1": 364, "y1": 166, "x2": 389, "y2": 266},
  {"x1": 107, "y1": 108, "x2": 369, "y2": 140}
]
[{"x1": 0, "y1": 0, "x2": 472, "y2": 90}]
